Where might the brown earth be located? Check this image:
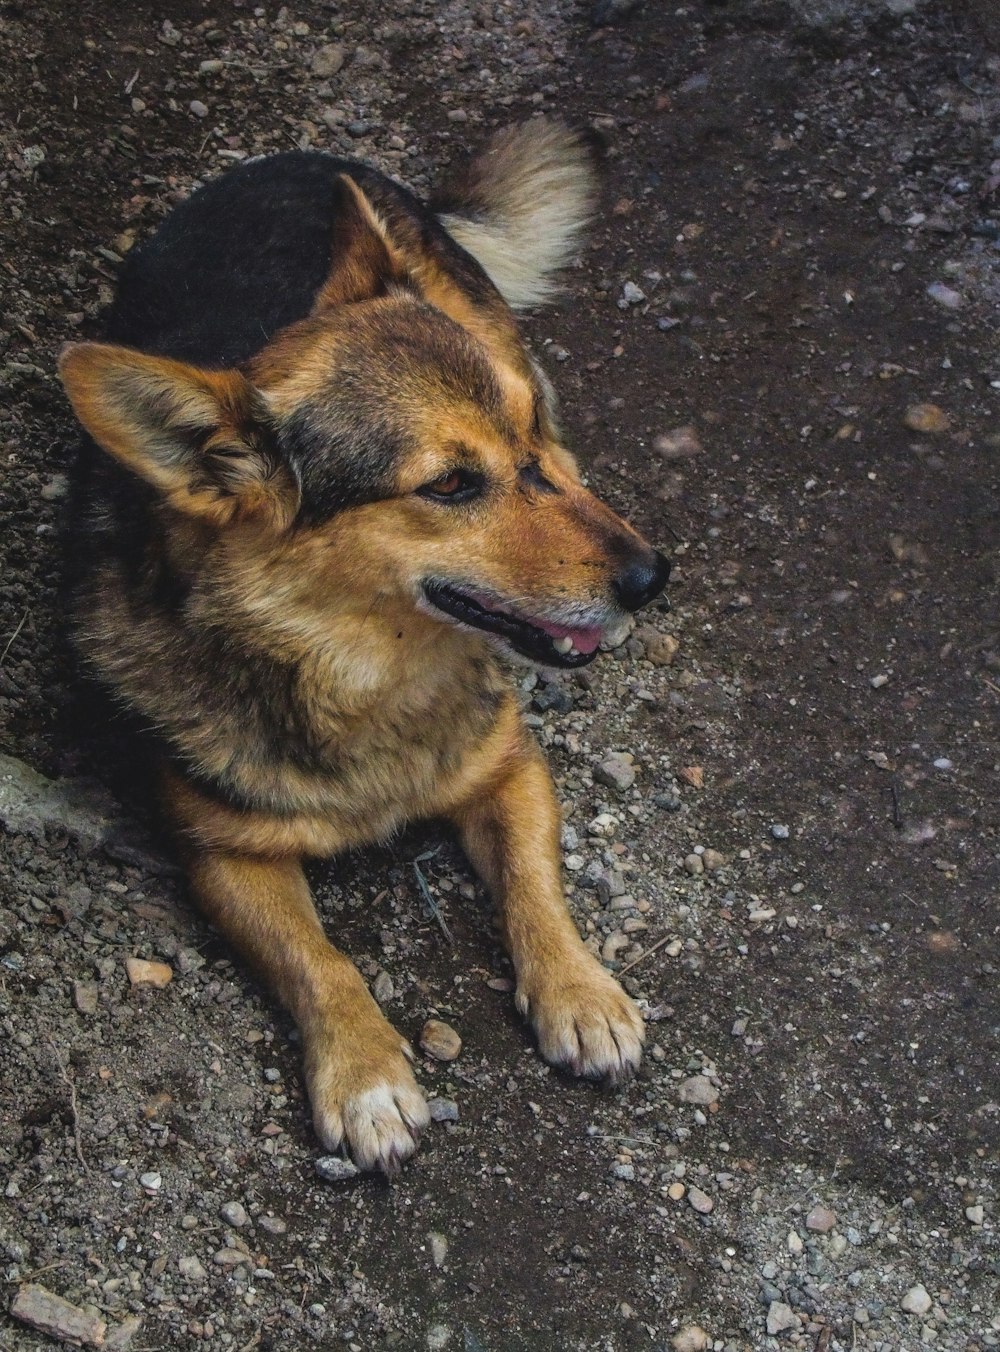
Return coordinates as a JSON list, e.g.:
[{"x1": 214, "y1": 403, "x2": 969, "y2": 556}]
[{"x1": 1, "y1": 1, "x2": 998, "y2": 1350}]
